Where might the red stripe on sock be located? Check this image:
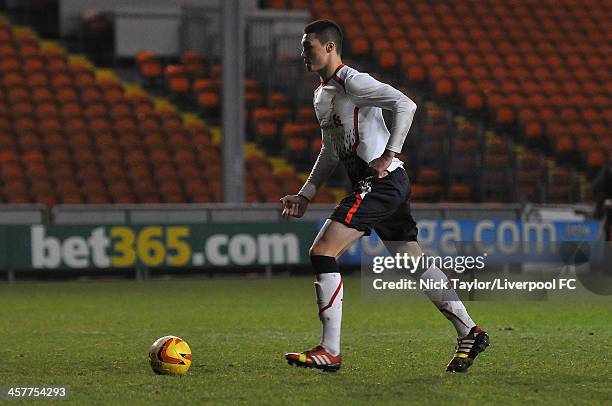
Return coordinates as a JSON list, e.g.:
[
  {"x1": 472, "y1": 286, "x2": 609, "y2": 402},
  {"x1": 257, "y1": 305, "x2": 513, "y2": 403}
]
[
  {"x1": 441, "y1": 308, "x2": 469, "y2": 328},
  {"x1": 319, "y1": 277, "x2": 343, "y2": 315},
  {"x1": 344, "y1": 194, "x2": 363, "y2": 224}
]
